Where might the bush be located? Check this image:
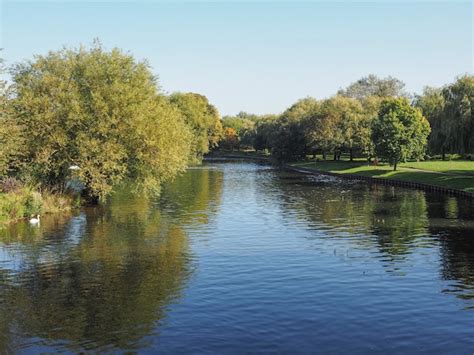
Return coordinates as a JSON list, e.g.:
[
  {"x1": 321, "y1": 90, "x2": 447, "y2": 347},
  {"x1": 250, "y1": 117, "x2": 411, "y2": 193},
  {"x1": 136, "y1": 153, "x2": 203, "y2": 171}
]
[
  {"x1": 0, "y1": 188, "x2": 79, "y2": 224},
  {"x1": 0, "y1": 177, "x2": 22, "y2": 193},
  {"x1": 23, "y1": 190, "x2": 43, "y2": 216}
]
